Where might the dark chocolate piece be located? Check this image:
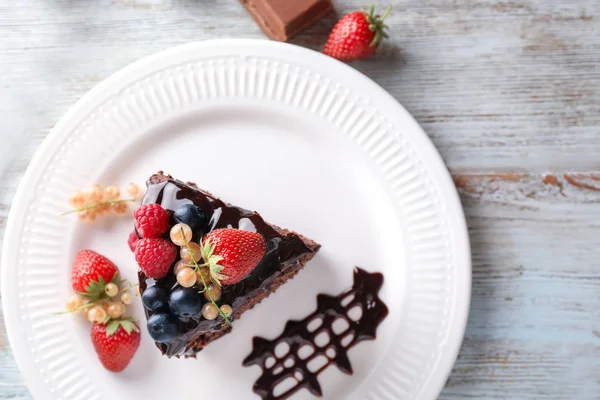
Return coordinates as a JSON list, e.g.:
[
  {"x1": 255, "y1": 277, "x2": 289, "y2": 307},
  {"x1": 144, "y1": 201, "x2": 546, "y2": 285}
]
[
  {"x1": 138, "y1": 172, "x2": 320, "y2": 357},
  {"x1": 240, "y1": 0, "x2": 333, "y2": 41},
  {"x1": 243, "y1": 267, "x2": 388, "y2": 399}
]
